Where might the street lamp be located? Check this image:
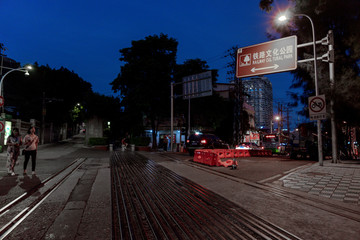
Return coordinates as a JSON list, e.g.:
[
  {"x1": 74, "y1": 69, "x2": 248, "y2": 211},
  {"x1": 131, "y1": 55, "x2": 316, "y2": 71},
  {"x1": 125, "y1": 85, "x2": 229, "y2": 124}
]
[
  {"x1": 274, "y1": 115, "x2": 281, "y2": 151},
  {"x1": 277, "y1": 12, "x2": 324, "y2": 165},
  {"x1": 0, "y1": 65, "x2": 32, "y2": 150},
  {"x1": 0, "y1": 65, "x2": 32, "y2": 97}
]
